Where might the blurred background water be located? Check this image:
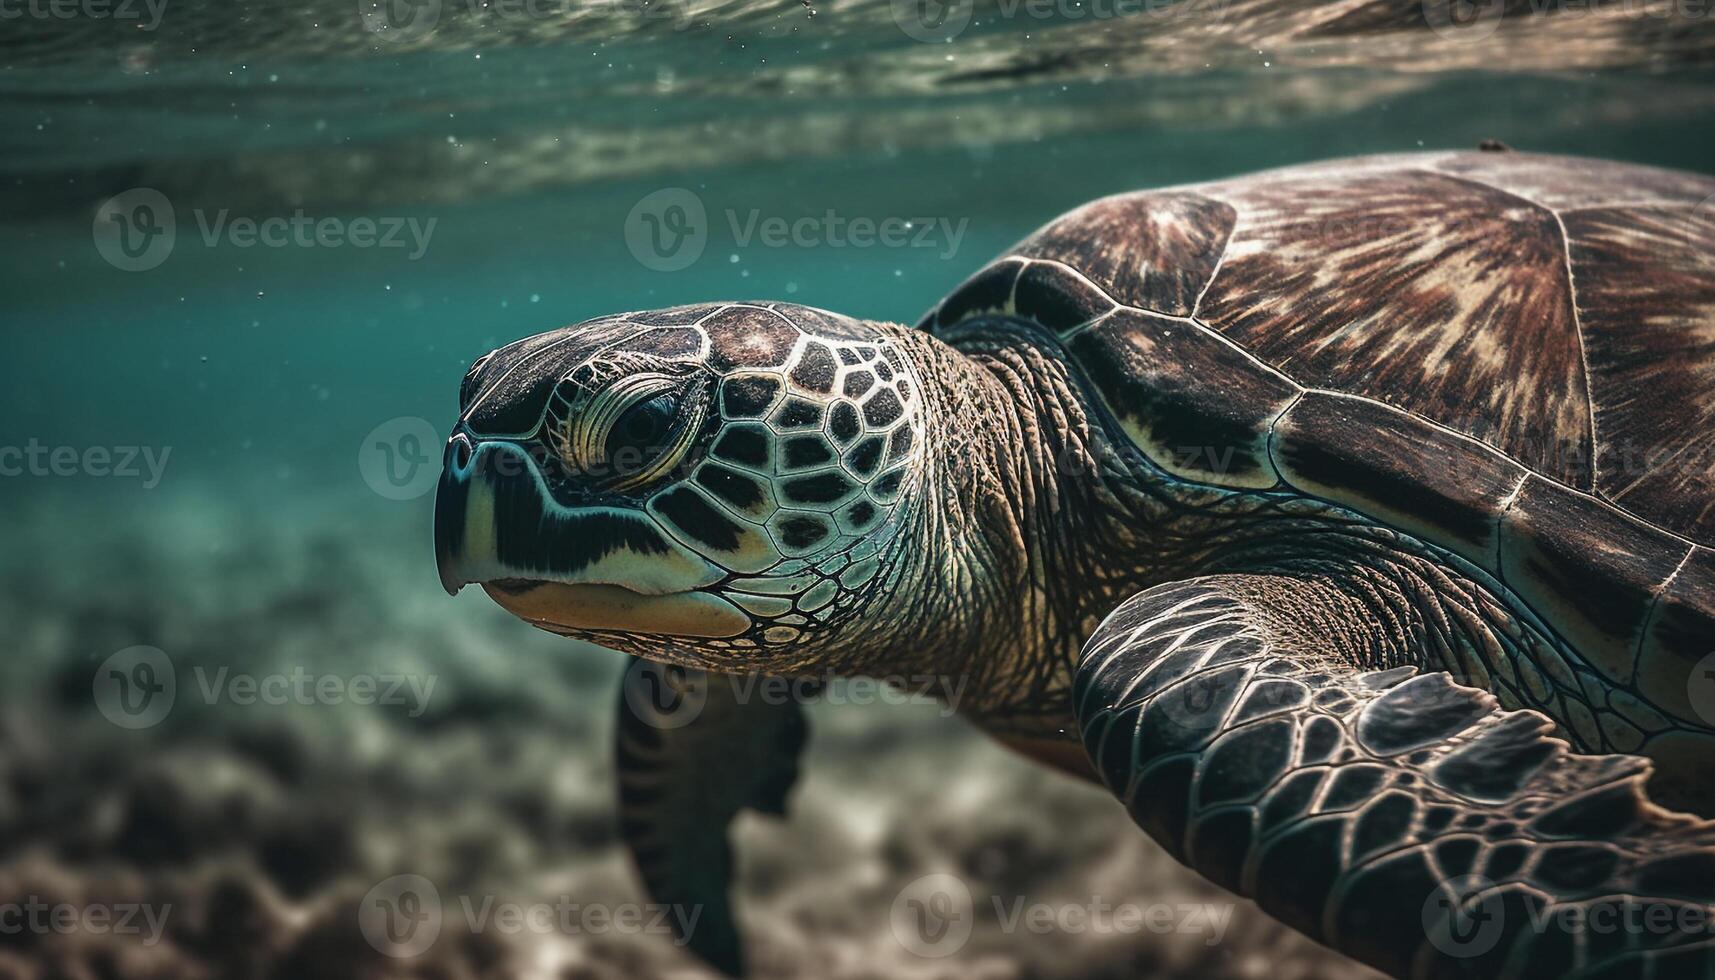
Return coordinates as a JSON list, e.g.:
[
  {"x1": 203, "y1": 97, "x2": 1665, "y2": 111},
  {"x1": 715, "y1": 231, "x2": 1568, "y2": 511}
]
[{"x1": 2, "y1": 1, "x2": 1714, "y2": 977}]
